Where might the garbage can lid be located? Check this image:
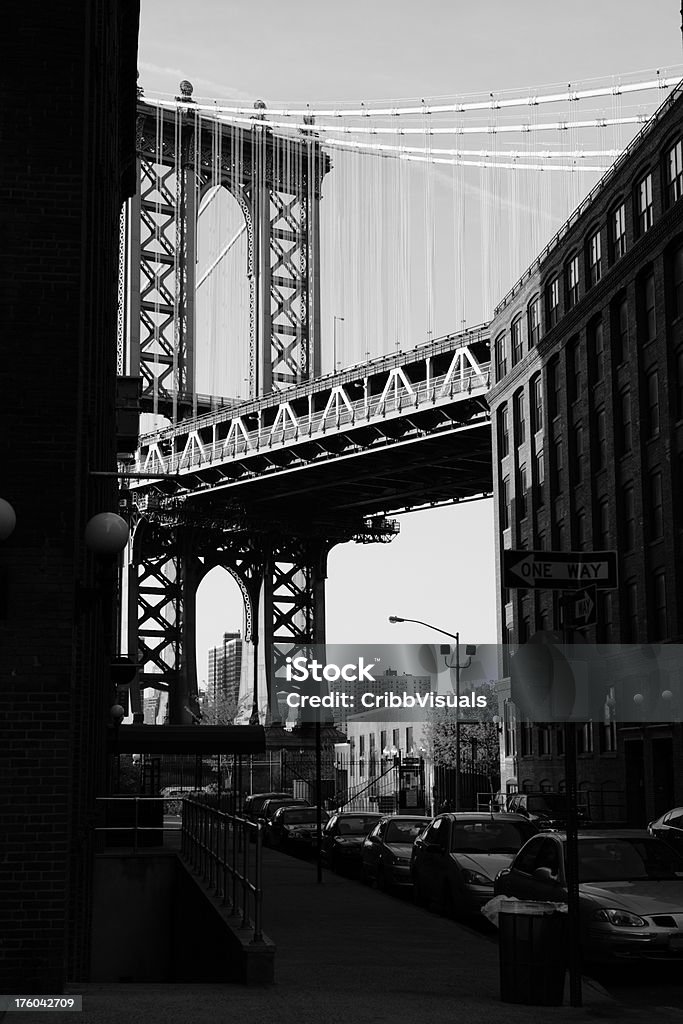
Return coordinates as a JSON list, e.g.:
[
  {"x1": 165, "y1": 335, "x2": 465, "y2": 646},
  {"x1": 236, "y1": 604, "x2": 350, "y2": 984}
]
[{"x1": 499, "y1": 899, "x2": 568, "y2": 915}]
